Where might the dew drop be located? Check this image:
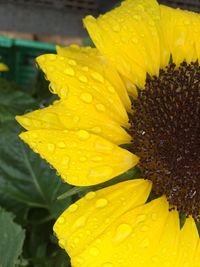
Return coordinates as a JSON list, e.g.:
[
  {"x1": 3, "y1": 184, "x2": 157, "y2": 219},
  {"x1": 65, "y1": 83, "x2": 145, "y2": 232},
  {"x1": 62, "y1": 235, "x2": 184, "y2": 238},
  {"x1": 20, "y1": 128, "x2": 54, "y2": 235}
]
[
  {"x1": 114, "y1": 224, "x2": 132, "y2": 242},
  {"x1": 151, "y1": 213, "x2": 158, "y2": 221},
  {"x1": 64, "y1": 67, "x2": 75, "y2": 76},
  {"x1": 91, "y1": 126, "x2": 102, "y2": 134},
  {"x1": 85, "y1": 191, "x2": 96, "y2": 200},
  {"x1": 92, "y1": 156, "x2": 103, "y2": 162},
  {"x1": 58, "y1": 142, "x2": 66, "y2": 148},
  {"x1": 68, "y1": 59, "x2": 77, "y2": 66},
  {"x1": 47, "y1": 143, "x2": 55, "y2": 152},
  {"x1": 68, "y1": 203, "x2": 78, "y2": 213},
  {"x1": 92, "y1": 72, "x2": 104, "y2": 83},
  {"x1": 112, "y1": 24, "x2": 120, "y2": 32},
  {"x1": 96, "y1": 104, "x2": 106, "y2": 112},
  {"x1": 95, "y1": 198, "x2": 108, "y2": 208},
  {"x1": 79, "y1": 75, "x2": 88, "y2": 83},
  {"x1": 79, "y1": 156, "x2": 87, "y2": 162},
  {"x1": 60, "y1": 87, "x2": 68, "y2": 98},
  {"x1": 139, "y1": 238, "x2": 150, "y2": 248},
  {"x1": 57, "y1": 216, "x2": 65, "y2": 224},
  {"x1": 89, "y1": 247, "x2": 100, "y2": 256},
  {"x1": 102, "y1": 263, "x2": 113, "y2": 267},
  {"x1": 73, "y1": 216, "x2": 86, "y2": 228},
  {"x1": 108, "y1": 86, "x2": 115, "y2": 93},
  {"x1": 80, "y1": 93, "x2": 93, "y2": 103},
  {"x1": 136, "y1": 214, "x2": 146, "y2": 223},
  {"x1": 73, "y1": 116, "x2": 80, "y2": 123},
  {"x1": 62, "y1": 156, "x2": 70, "y2": 166},
  {"x1": 77, "y1": 130, "x2": 90, "y2": 140}
]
